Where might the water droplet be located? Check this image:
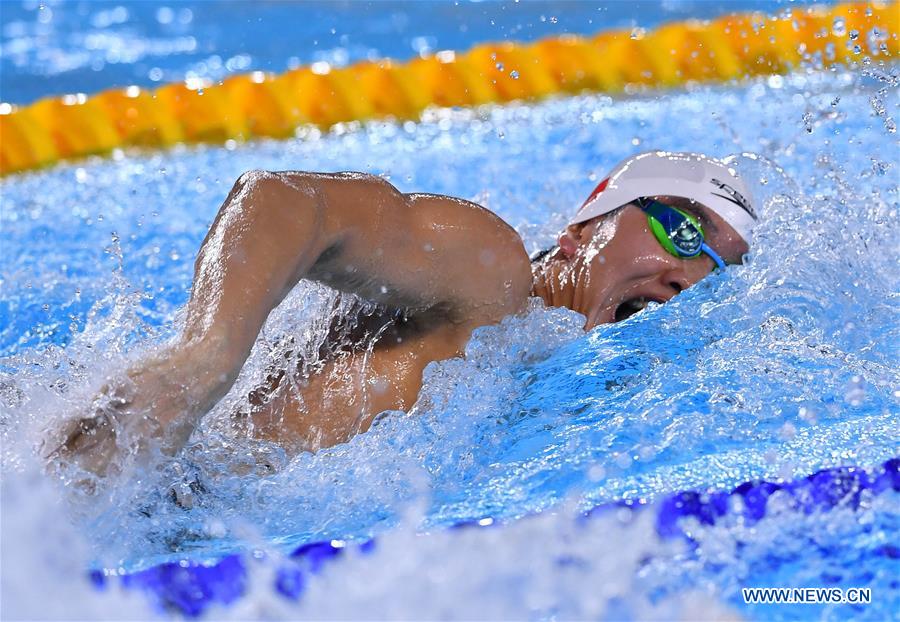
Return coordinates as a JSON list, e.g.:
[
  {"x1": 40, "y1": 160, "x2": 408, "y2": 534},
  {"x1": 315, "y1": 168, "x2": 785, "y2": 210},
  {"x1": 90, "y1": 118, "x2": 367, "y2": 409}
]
[
  {"x1": 832, "y1": 17, "x2": 846, "y2": 37},
  {"x1": 848, "y1": 29, "x2": 860, "y2": 41},
  {"x1": 802, "y1": 111, "x2": 814, "y2": 133},
  {"x1": 509, "y1": 70, "x2": 519, "y2": 80},
  {"x1": 495, "y1": 62, "x2": 504, "y2": 72},
  {"x1": 549, "y1": 16, "x2": 557, "y2": 24}
]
